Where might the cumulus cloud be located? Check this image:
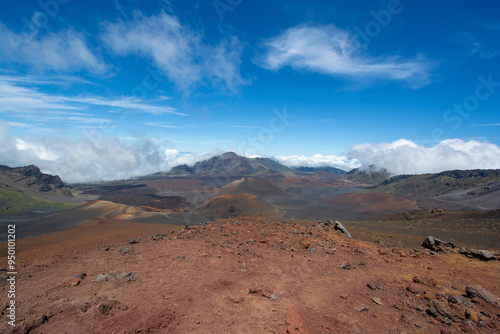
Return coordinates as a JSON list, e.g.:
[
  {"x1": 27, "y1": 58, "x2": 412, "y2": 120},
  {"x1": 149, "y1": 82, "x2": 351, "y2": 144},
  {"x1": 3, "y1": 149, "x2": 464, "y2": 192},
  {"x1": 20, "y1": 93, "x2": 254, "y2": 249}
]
[
  {"x1": 348, "y1": 139, "x2": 500, "y2": 175},
  {"x1": 274, "y1": 154, "x2": 360, "y2": 171},
  {"x1": 101, "y1": 12, "x2": 248, "y2": 92},
  {"x1": 257, "y1": 24, "x2": 433, "y2": 88},
  {"x1": 0, "y1": 121, "x2": 212, "y2": 183},
  {"x1": 0, "y1": 20, "x2": 106, "y2": 73}
]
